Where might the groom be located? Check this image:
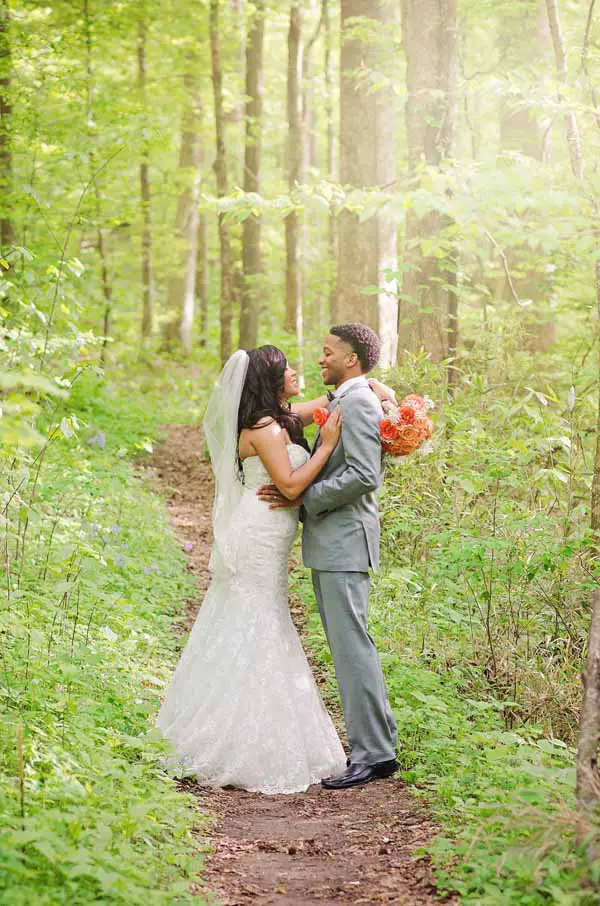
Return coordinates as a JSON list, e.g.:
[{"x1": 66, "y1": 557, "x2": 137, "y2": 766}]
[{"x1": 260, "y1": 323, "x2": 398, "y2": 790}]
